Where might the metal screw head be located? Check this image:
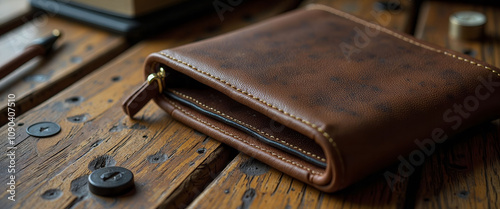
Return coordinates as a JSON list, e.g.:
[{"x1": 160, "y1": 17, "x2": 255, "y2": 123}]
[
  {"x1": 449, "y1": 11, "x2": 486, "y2": 40},
  {"x1": 26, "y1": 122, "x2": 61, "y2": 137},
  {"x1": 88, "y1": 166, "x2": 134, "y2": 197}
]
